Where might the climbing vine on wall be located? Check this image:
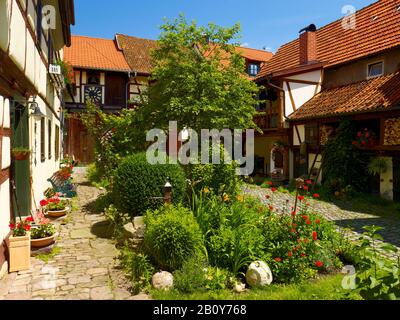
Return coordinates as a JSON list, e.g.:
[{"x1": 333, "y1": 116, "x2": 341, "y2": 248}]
[{"x1": 321, "y1": 119, "x2": 371, "y2": 194}]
